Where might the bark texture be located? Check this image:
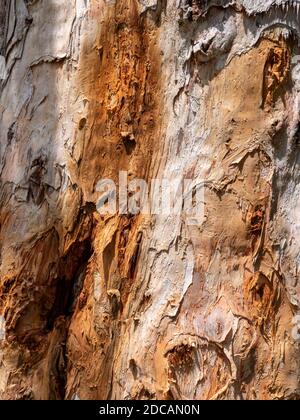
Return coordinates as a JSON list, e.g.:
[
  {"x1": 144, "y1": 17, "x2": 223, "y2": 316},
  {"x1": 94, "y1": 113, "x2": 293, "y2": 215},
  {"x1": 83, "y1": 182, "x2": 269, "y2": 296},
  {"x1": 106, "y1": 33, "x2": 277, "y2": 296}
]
[{"x1": 0, "y1": 0, "x2": 300, "y2": 400}]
